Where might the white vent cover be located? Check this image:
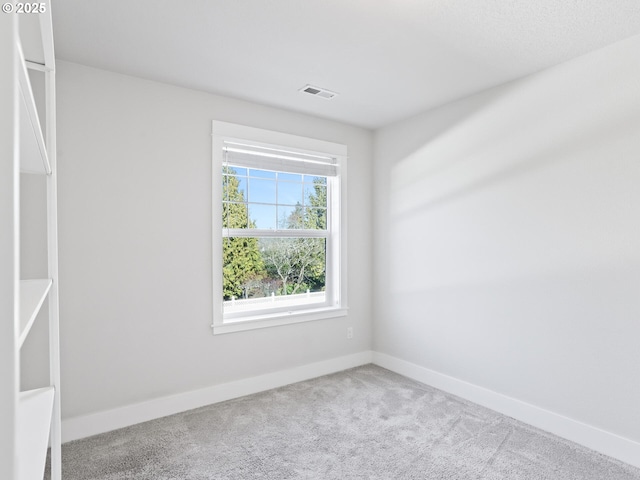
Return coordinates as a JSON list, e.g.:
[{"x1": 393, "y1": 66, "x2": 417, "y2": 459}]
[{"x1": 299, "y1": 84, "x2": 338, "y2": 99}]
